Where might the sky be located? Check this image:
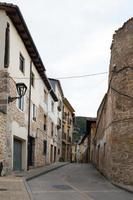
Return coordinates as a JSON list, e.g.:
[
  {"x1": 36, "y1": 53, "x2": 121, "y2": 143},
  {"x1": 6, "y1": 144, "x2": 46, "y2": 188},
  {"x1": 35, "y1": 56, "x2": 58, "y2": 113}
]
[{"x1": 1, "y1": 0, "x2": 133, "y2": 117}]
